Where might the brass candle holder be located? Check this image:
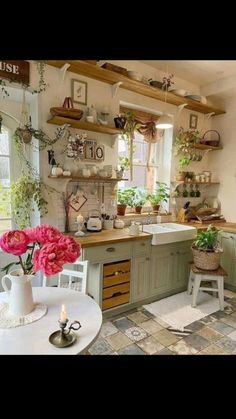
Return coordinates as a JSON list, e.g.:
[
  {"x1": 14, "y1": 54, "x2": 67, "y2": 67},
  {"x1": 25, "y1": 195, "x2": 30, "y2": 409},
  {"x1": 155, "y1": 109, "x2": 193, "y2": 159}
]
[{"x1": 49, "y1": 318, "x2": 82, "y2": 348}]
